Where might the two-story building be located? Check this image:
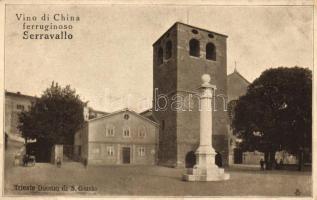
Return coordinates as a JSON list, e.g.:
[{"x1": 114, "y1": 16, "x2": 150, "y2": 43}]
[
  {"x1": 74, "y1": 108, "x2": 159, "y2": 165},
  {"x1": 5, "y1": 91, "x2": 36, "y2": 138}
]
